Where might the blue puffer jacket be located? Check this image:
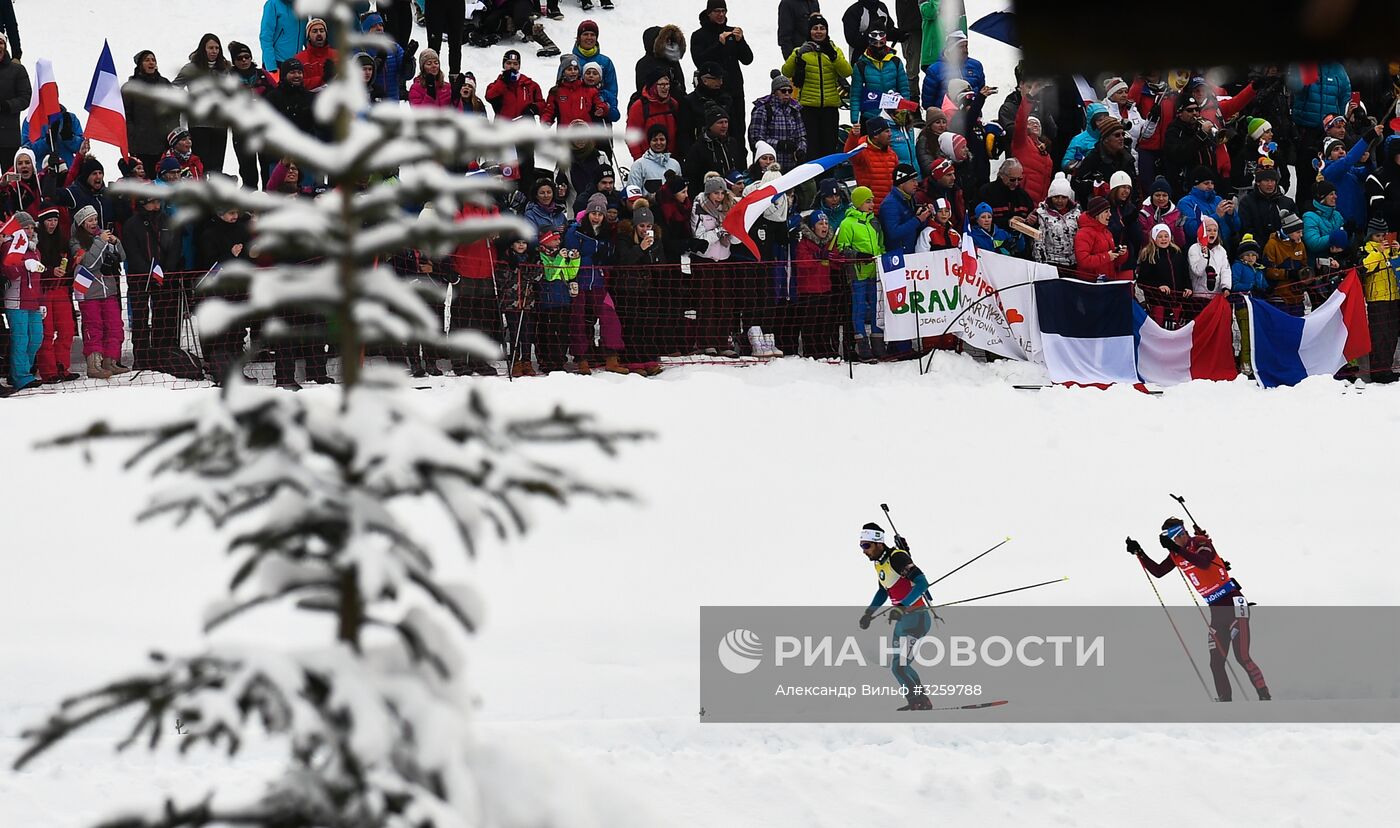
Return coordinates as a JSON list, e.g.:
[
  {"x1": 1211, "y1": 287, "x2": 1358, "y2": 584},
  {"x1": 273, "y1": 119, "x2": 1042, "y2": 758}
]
[
  {"x1": 879, "y1": 187, "x2": 924, "y2": 255},
  {"x1": 1319, "y1": 137, "x2": 1371, "y2": 228},
  {"x1": 1302, "y1": 199, "x2": 1346, "y2": 257},
  {"x1": 1178, "y1": 185, "x2": 1241, "y2": 248},
  {"x1": 1287, "y1": 62, "x2": 1350, "y2": 130},
  {"x1": 572, "y1": 47, "x2": 619, "y2": 112},
  {"x1": 1062, "y1": 103, "x2": 1107, "y2": 171},
  {"x1": 1231, "y1": 261, "x2": 1268, "y2": 294},
  {"x1": 850, "y1": 50, "x2": 910, "y2": 123},
  {"x1": 564, "y1": 221, "x2": 613, "y2": 290},
  {"x1": 921, "y1": 54, "x2": 986, "y2": 110},
  {"x1": 524, "y1": 200, "x2": 567, "y2": 235}
]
